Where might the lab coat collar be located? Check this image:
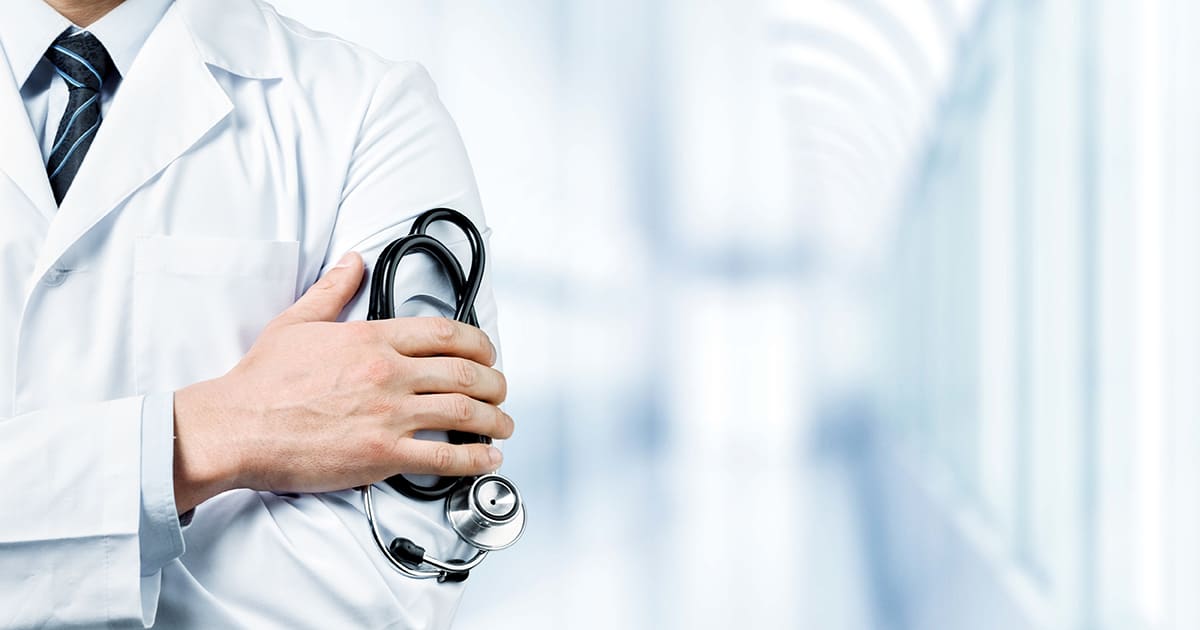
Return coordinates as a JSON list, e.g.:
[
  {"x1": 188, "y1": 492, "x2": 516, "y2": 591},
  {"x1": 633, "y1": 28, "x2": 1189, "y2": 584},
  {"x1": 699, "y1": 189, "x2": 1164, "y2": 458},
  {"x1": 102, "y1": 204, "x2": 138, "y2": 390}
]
[
  {"x1": 0, "y1": 4, "x2": 67, "y2": 219},
  {"x1": 175, "y1": 0, "x2": 283, "y2": 79},
  {"x1": 0, "y1": 0, "x2": 175, "y2": 223},
  {"x1": 31, "y1": 2, "x2": 236, "y2": 284},
  {"x1": 0, "y1": 68, "x2": 51, "y2": 220},
  {"x1": 0, "y1": 2, "x2": 71, "y2": 90}
]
